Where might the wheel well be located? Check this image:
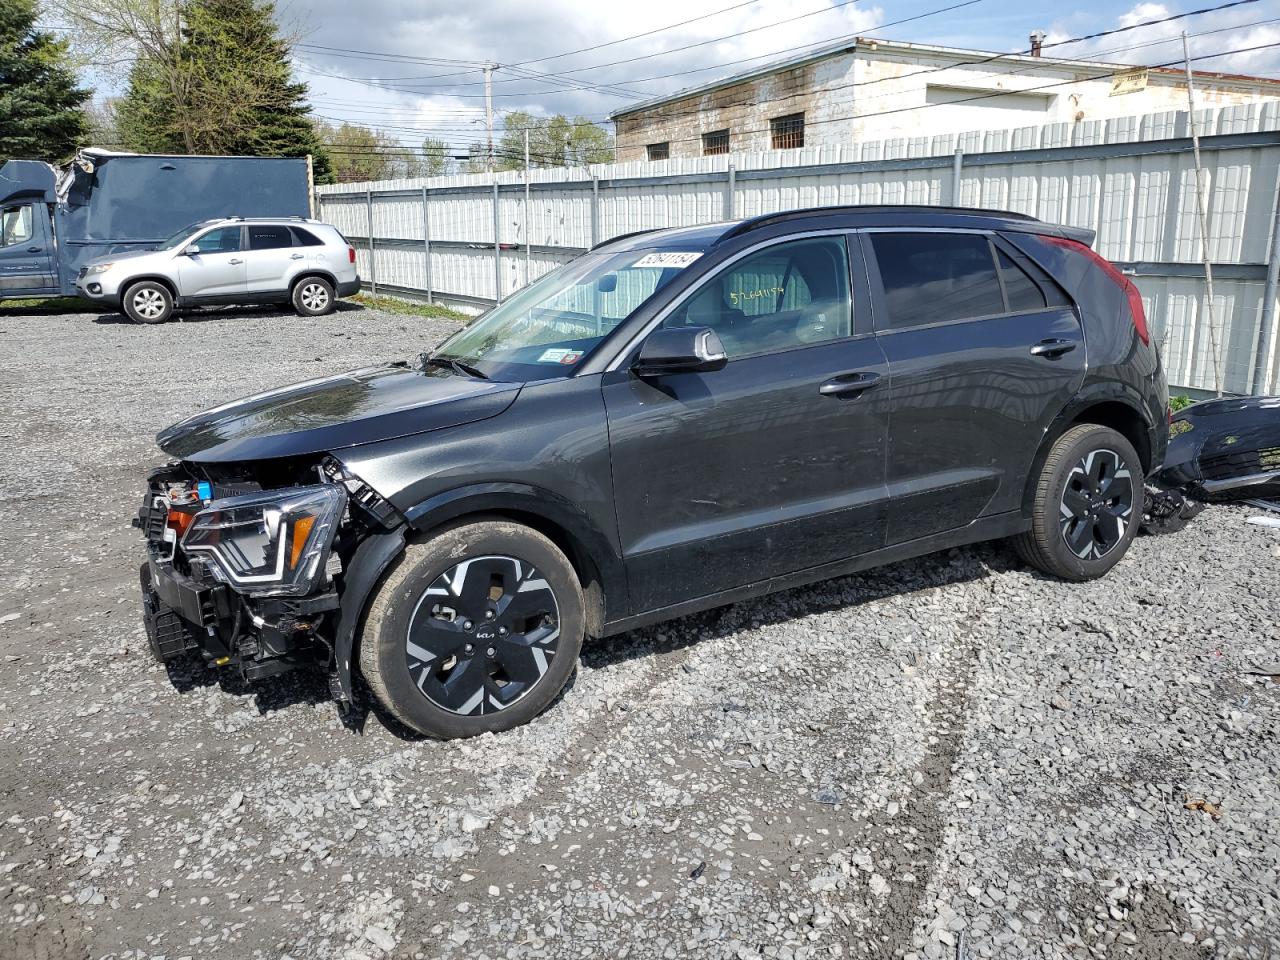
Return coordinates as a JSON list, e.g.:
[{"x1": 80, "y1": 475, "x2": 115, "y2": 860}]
[
  {"x1": 122, "y1": 275, "x2": 177, "y2": 299},
  {"x1": 413, "y1": 509, "x2": 608, "y2": 638},
  {"x1": 291, "y1": 271, "x2": 337, "y2": 294},
  {"x1": 1068, "y1": 401, "x2": 1151, "y2": 474}
]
